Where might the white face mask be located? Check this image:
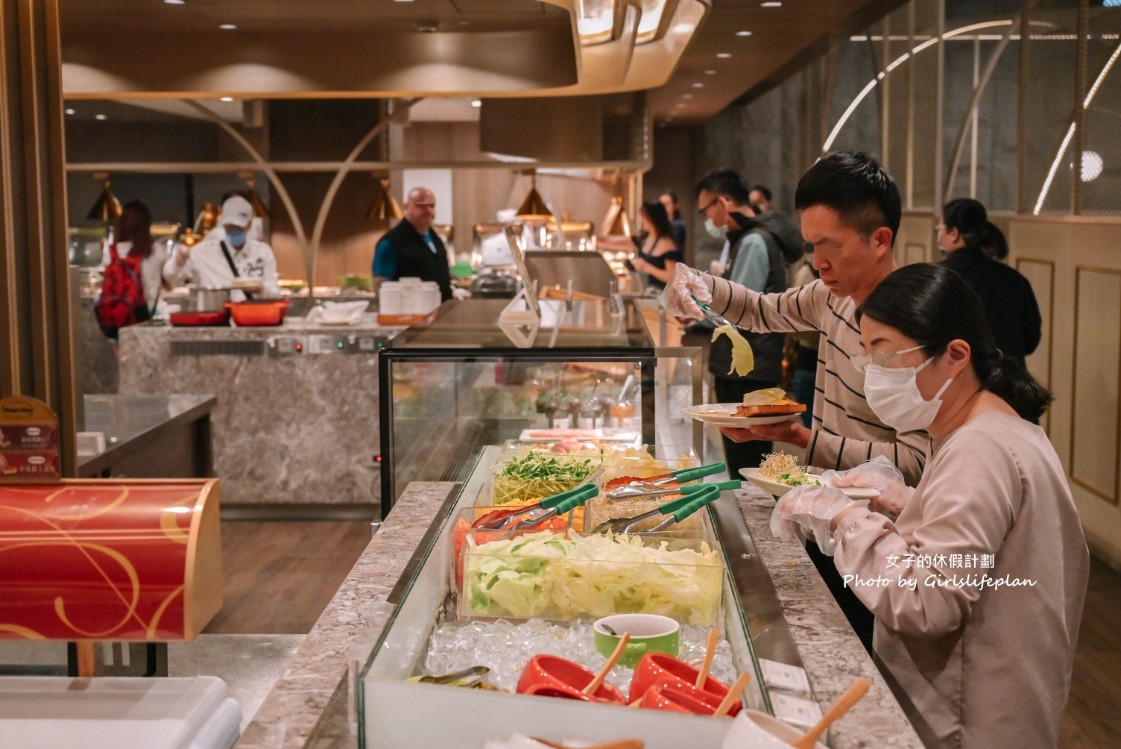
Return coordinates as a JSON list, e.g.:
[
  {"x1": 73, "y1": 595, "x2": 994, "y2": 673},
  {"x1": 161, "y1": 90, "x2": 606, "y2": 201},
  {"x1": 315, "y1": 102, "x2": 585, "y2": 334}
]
[
  {"x1": 704, "y1": 217, "x2": 727, "y2": 240},
  {"x1": 863, "y1": 356, "x2": 954, "y2": 432}
]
